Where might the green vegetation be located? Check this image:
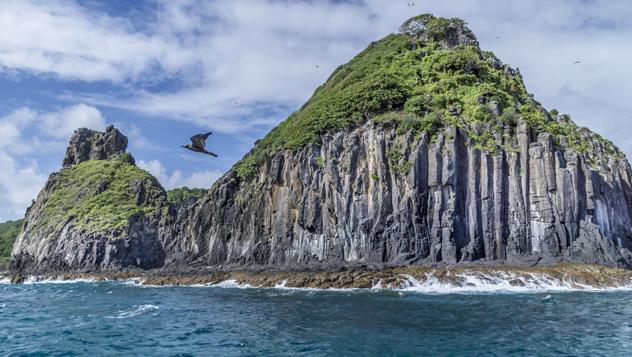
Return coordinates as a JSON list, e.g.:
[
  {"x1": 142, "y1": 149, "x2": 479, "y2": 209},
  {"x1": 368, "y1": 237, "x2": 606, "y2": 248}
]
[
  {"x1": 400, "y1": 14, "x2": 475, "y2": 43},
  {"x1": 117, "y1": 152, "x2": 136, "y2": 165},
  {"x1": 0, "y1": 219, "x2": 22, "y2": 261},
  {"x1": 234, "y1": 13, "x2": 624, "y2": 179},
  {"x1": 387, "y1": 147, "x2": 413, "y2": 176},
  {"x1": 34, "y1": 159, "x2": 165, "y2": 235},
  {"x1": 316, "y1": 156, "x2": 325, "y2": 168},
  {"x1": 167, "y1": 187, "x2": 206, "y2": 205}
]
